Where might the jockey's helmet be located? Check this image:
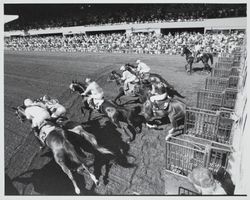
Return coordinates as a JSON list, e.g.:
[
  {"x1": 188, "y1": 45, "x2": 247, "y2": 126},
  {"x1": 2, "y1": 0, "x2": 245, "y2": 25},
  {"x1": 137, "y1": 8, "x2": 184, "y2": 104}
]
[
  {"x1": 85, "y1": 78, "x2": 91, "y2": 83},
  {"x1": 120, "y1": 65, "x2": 125, "y2": 71},
  {"x1": 42, "y1": 95, "x2": 50, "y2": 102},
  {"x1": 24, "y1": 98, "x2": 33, "y2": 107},
  {"x1": 188, "y1": 167, "x2": 215, "y2": 188},
  {"x1": 136, "y1": 60, "x2": 141, "y2": 64}
]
